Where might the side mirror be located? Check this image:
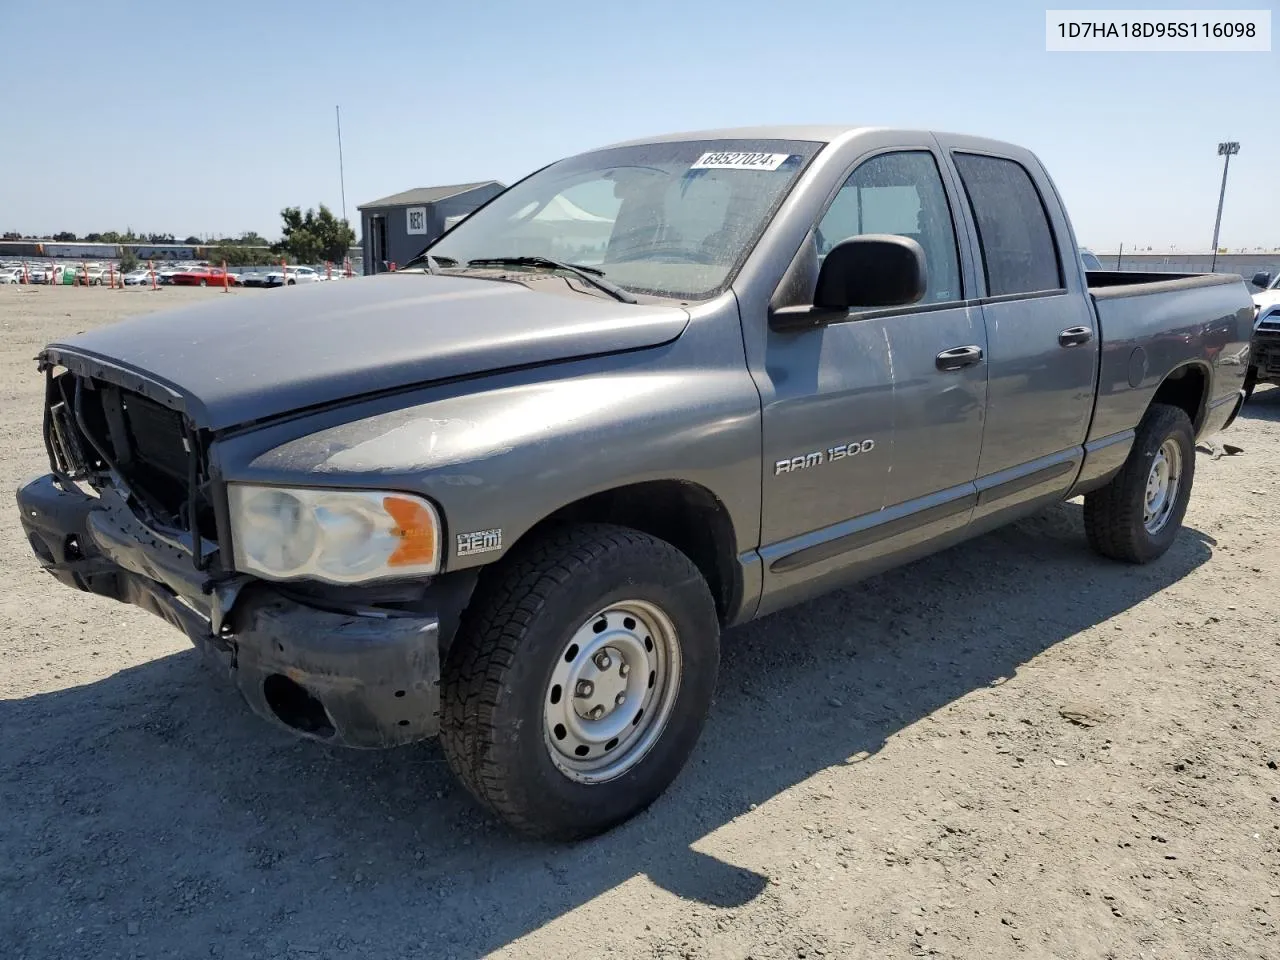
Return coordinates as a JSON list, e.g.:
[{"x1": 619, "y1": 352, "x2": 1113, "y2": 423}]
[
  {"x1": 816, "y1": 235, "x2": 927, "y2": 310},
  {"x1": 1252, "y1": 271, "x2": 1272, "y2": 289},
  {"x1": 768, "y1": 235, "x2": 921, "y2": 332},
  {"x1": 771, "y1": 235, "x2": 927, "y2": 330}
]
